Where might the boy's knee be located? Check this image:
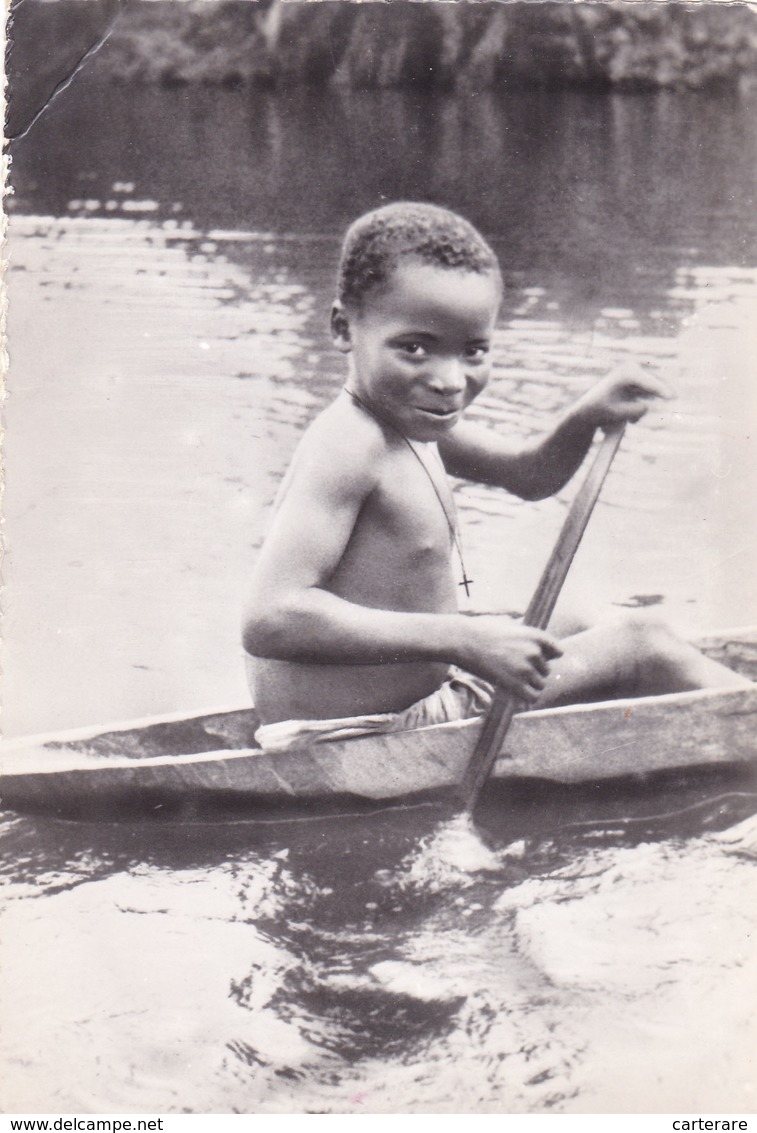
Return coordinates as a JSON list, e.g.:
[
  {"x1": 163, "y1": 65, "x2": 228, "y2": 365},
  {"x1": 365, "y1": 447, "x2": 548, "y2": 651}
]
[
  {"x1": 608, "y1": 610, "x2": 677, "y2": 660},
  {"x1": 618, "y1": 616, "x2": 701, "y2": 699},
  {"x1": 623, "y1": 609, "x2": 669, "y2": 639}
]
